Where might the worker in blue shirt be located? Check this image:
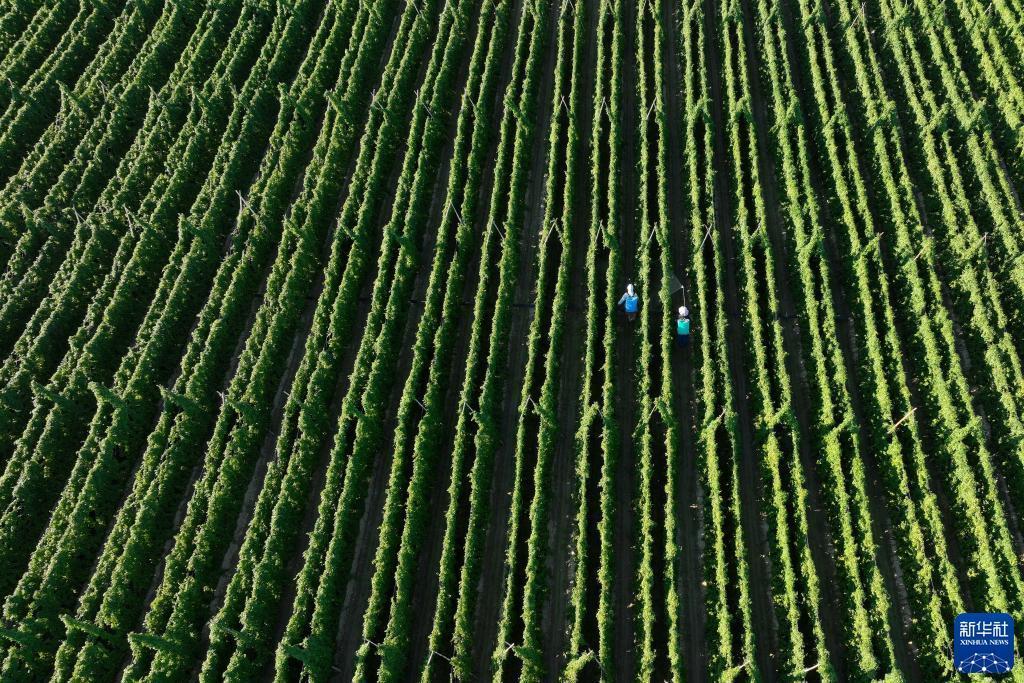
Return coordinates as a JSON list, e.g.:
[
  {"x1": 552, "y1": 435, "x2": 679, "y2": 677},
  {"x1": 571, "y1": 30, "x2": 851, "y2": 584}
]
[
  {"x1": 618, "y1": 284, "x2": 639, "y2": 322},
  {"x1": 676, "y1": 306, "x2": 691, "y2": 348}
]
